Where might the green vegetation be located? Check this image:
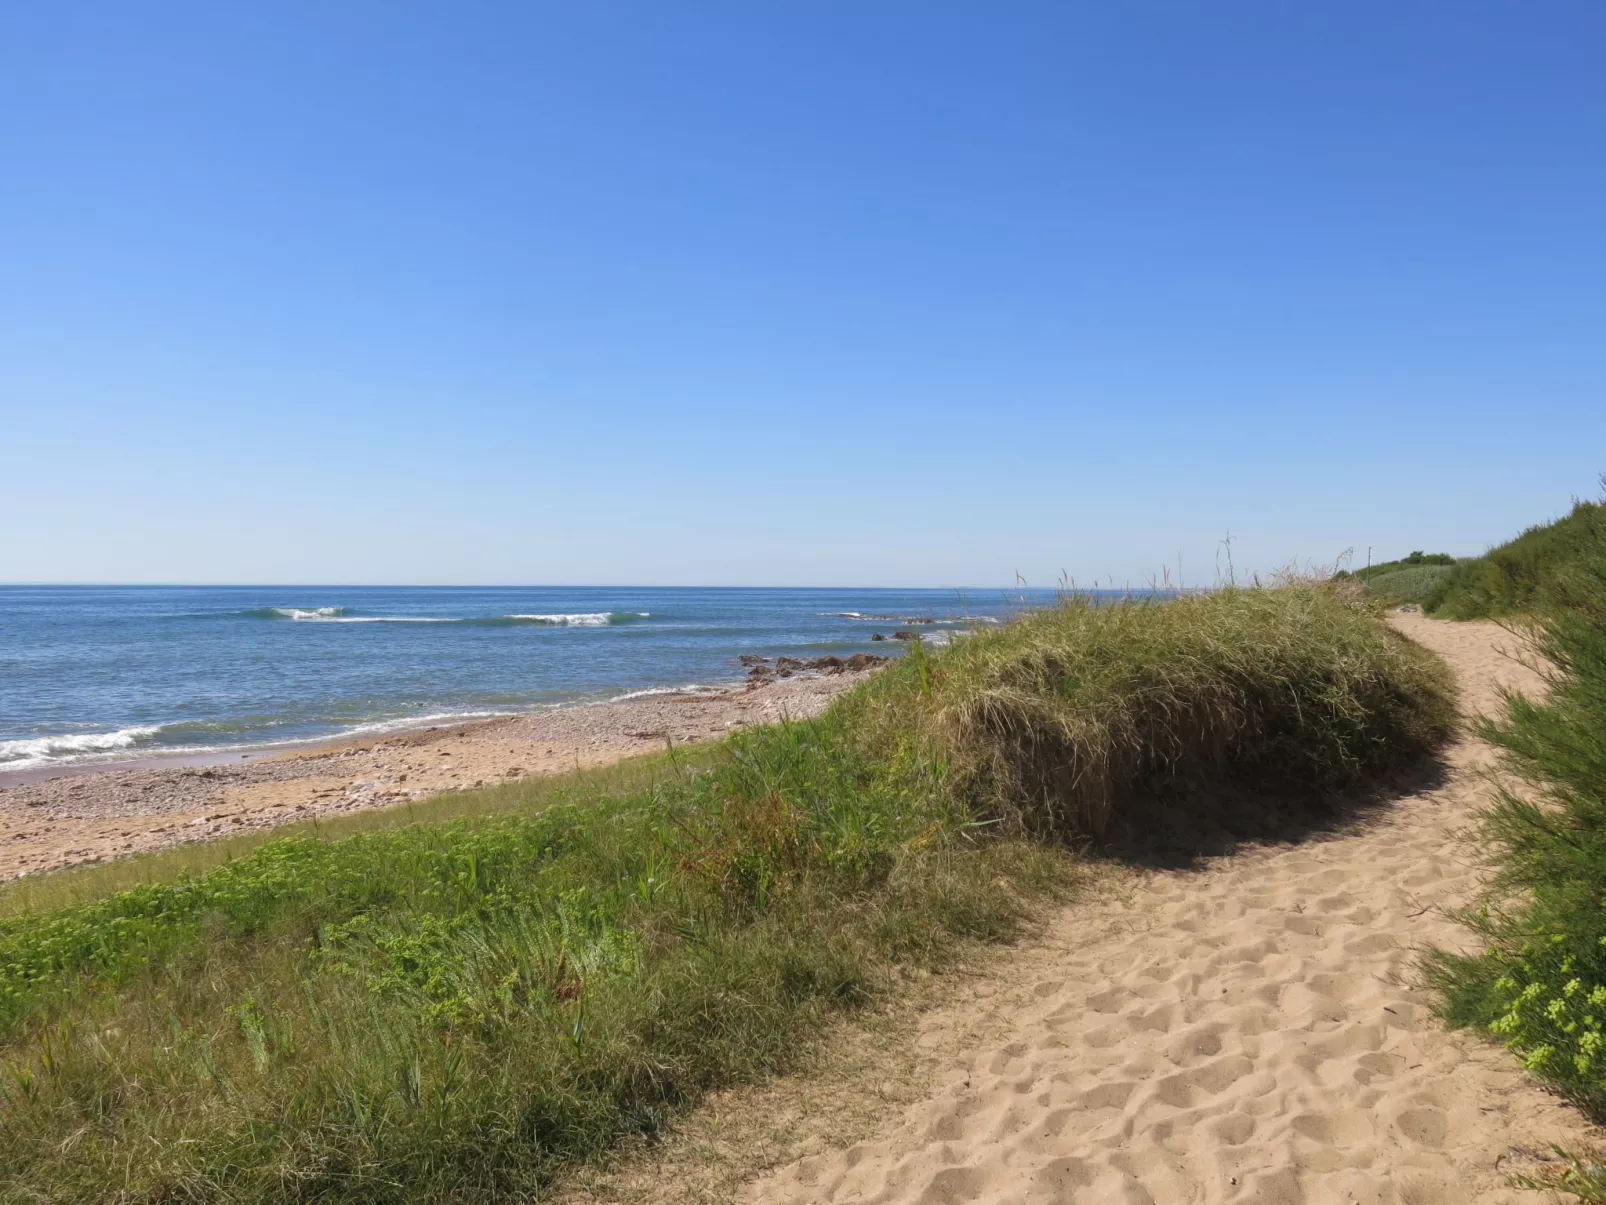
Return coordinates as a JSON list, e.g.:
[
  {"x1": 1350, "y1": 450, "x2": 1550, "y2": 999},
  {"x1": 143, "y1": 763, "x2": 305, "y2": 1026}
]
[
  {"x1": 1424, "y1": 495, "x2": 1606, "y2": 619},
  {"x1": 1506, "y1": 1146, "x2": 1606, "y2": 1202},
  {"x1": 915, "y1": 583, "x2": 1454, "y2": 837},
  {"x1": 1363, "y1": 564, "x2": 1457, "y2": 606},
  {"x1": 1424, "y1": 515, "x2": 1606, "y2": 1129},
  {"x1": 1334, "y1": 551, "x2": 1458, "y2": 606},
  {"x1": 0, "y1": 585, "x2": 1454, "y2": 1204},
  {"x1": 1337, "y1": 550, "x2": 1457, "y2": 578}
]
